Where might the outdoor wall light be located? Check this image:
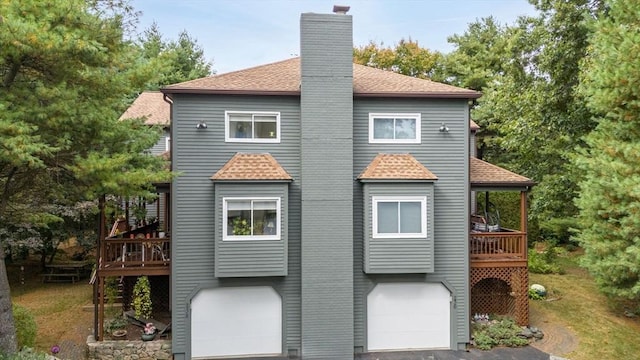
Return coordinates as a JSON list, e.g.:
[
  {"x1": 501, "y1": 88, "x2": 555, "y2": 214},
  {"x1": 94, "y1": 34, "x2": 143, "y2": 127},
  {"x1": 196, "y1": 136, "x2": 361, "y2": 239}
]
[
  {"x1": 196, "y1": 122, "x2": 208, "y2": 129},
  {"x1": 439, "y1": 122, "x2": 450, "y2": 133}
]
